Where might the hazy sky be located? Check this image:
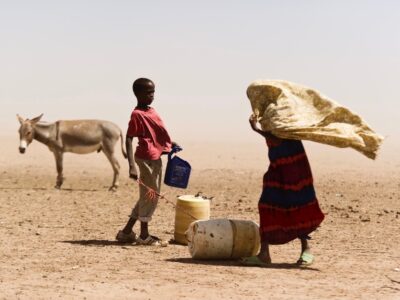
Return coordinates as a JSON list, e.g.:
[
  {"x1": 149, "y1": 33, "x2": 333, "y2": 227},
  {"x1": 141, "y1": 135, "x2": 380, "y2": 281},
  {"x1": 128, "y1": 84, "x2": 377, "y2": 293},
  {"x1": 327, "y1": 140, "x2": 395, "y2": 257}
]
[{"x1": 1, "y1": 0, "x2": 399, "y2": 143}]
